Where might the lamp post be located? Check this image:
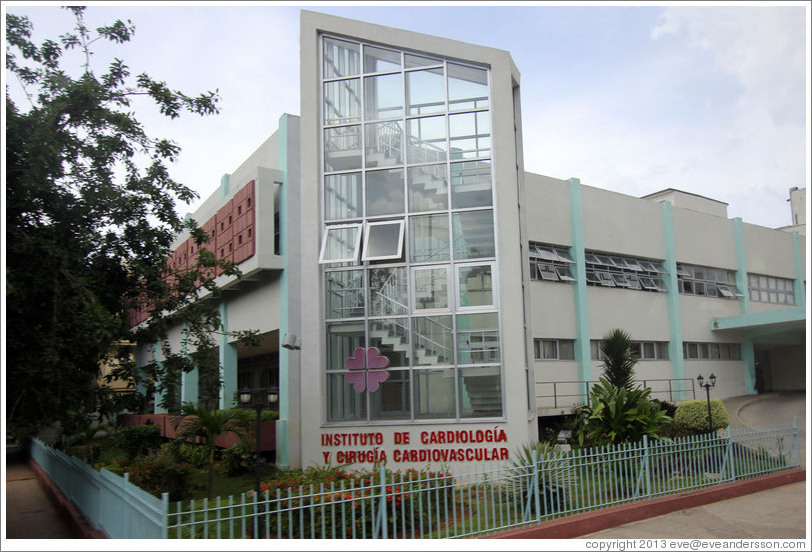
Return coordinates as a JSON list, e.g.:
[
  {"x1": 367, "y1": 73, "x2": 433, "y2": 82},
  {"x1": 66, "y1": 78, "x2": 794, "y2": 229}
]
[
  {"x1": 696, "y1": 373, "x2": 717, "y2": 433},
  {"x1": 239, "y1": 386, "x2": 278, "y2": 538}
]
